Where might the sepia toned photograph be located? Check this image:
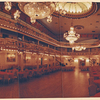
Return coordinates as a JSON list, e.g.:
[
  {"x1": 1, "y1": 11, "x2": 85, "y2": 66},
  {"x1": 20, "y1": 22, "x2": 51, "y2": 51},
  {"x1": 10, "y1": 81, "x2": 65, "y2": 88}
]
[{"x1": 0, "y1": 1, "x2": 100, "y2": 99}]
